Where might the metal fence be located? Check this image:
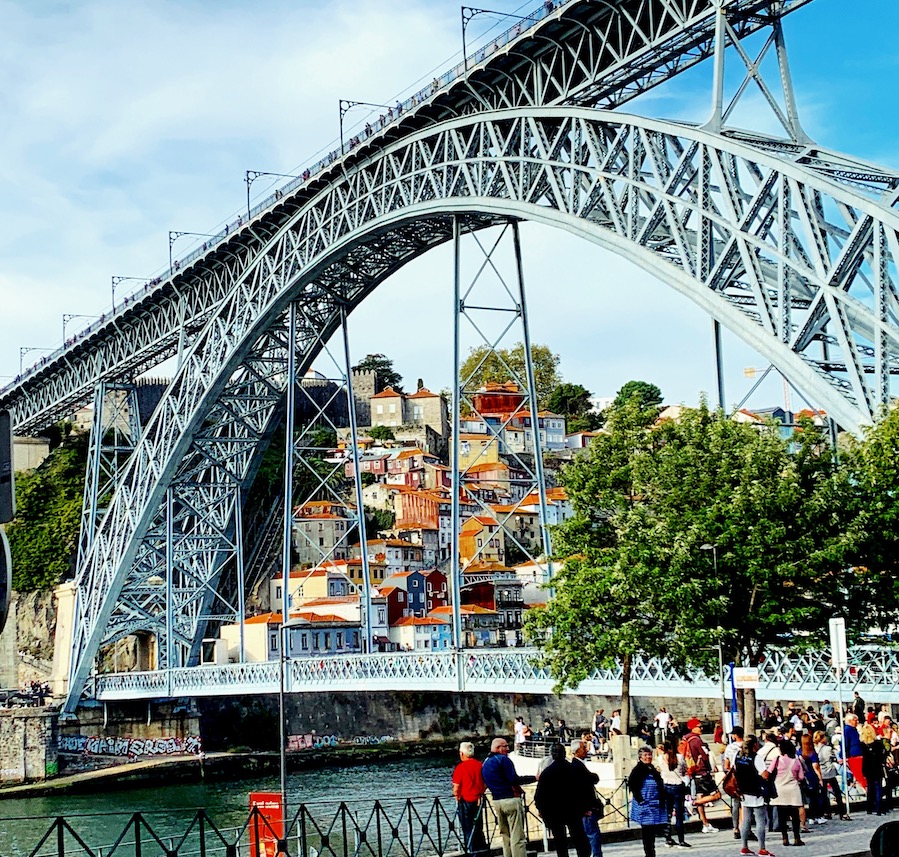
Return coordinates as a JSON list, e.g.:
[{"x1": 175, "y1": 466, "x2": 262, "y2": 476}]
[{"x1": 3, "y1": 790, "x2": 629, "y2": 857}]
